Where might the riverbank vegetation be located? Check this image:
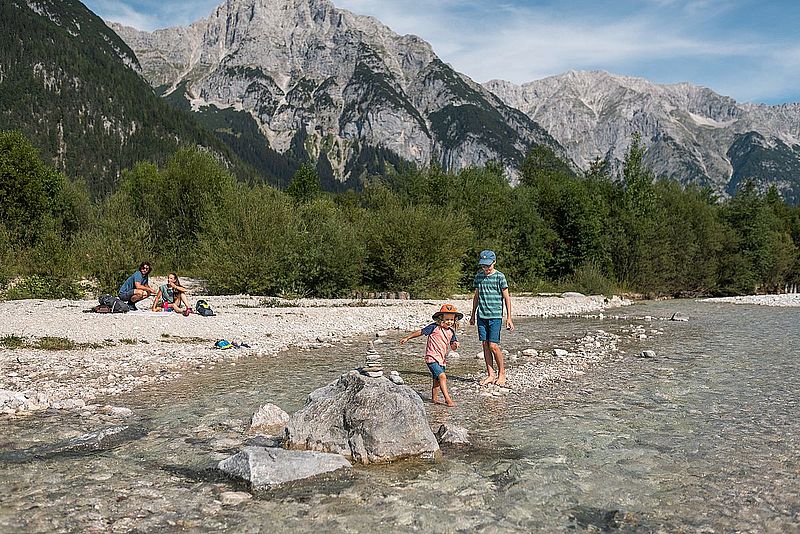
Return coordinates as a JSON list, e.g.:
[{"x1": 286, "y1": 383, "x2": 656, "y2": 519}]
[{"x1": 1, "y1": 130, "x2": 798, "y2": 299}]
